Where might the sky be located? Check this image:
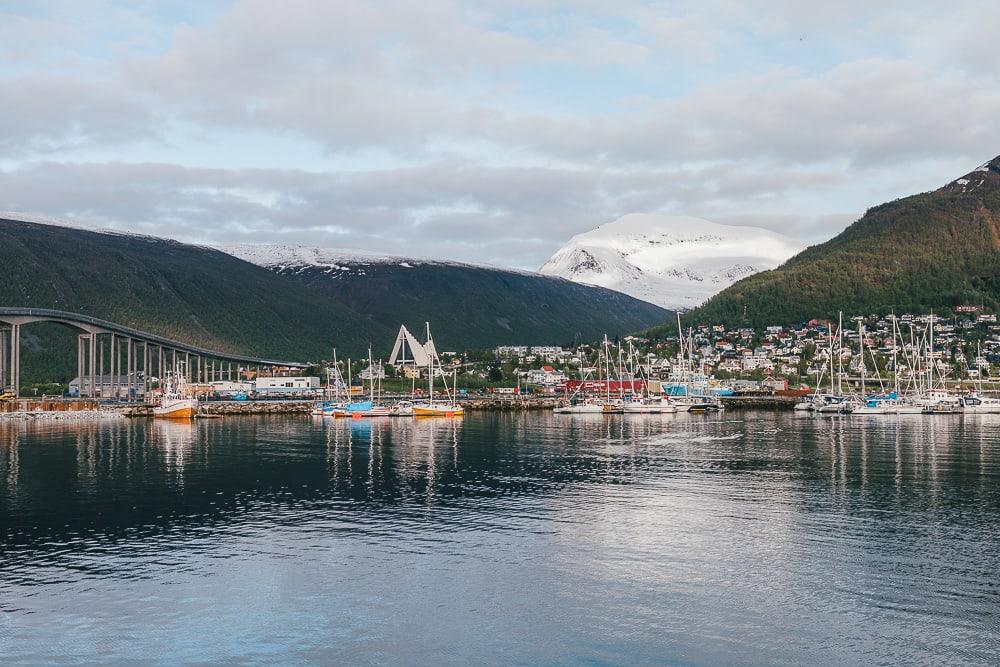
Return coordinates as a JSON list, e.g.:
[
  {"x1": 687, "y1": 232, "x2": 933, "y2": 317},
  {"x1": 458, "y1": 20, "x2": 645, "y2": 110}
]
[{"x1": 1, "y1": 1, "x2": 999, "y2": 269}]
